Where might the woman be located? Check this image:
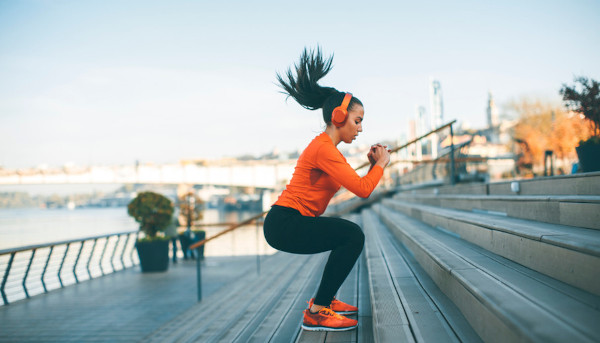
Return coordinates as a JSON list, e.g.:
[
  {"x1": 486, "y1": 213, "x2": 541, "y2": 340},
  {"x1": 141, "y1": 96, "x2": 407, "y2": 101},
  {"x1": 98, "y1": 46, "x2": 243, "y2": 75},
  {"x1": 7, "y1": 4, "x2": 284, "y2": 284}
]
[{"x1": 263, "y1": 47, "x2": 390, "y2": 332}]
